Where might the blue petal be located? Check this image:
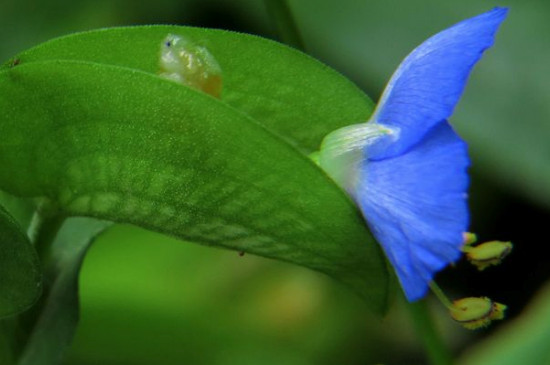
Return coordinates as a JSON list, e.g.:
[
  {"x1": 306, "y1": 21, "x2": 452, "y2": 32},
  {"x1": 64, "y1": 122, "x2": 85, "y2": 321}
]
[
  {"x1": 369, "y1": 7, "x2": 507, "y2": 160},
  {"x1": 355, "y1": 121, "x2": 469, "y2": 301}
]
